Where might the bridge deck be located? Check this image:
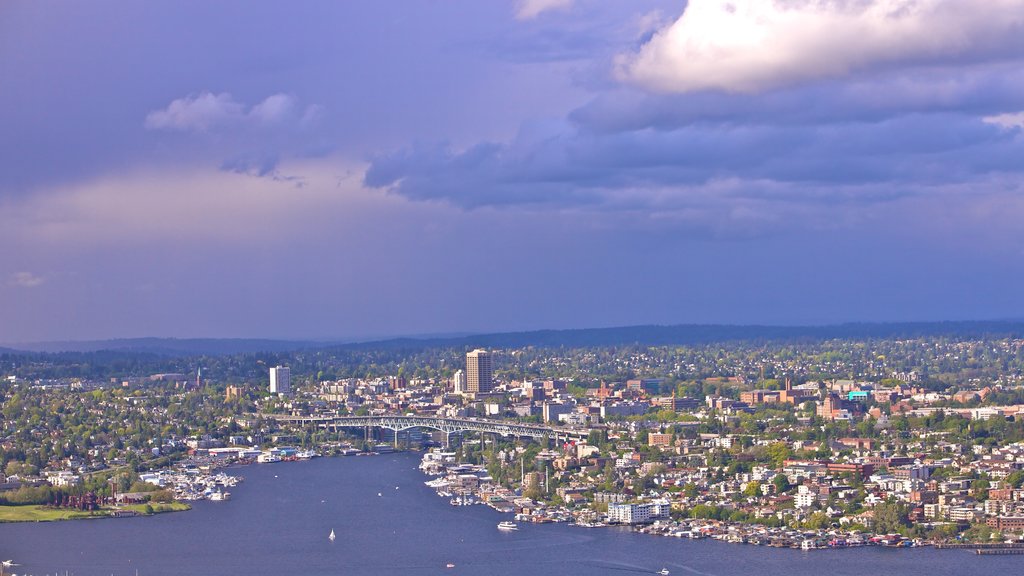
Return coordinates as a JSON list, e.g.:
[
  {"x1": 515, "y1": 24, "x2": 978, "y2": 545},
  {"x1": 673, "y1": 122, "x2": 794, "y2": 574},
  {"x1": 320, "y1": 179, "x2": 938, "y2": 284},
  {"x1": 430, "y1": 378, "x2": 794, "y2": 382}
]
[{"x1": 275, "y1": 414, "x2": 590, "y2": 440}]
